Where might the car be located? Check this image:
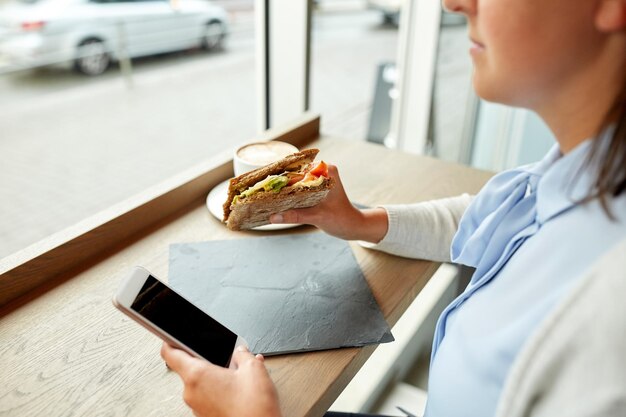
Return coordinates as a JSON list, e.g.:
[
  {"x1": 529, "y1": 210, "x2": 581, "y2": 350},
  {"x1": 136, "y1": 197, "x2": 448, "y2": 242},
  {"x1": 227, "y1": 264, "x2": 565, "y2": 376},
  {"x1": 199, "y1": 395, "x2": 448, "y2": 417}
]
[{"x1": 0, "y1": 0, "x2": 229, "y2": 75}]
